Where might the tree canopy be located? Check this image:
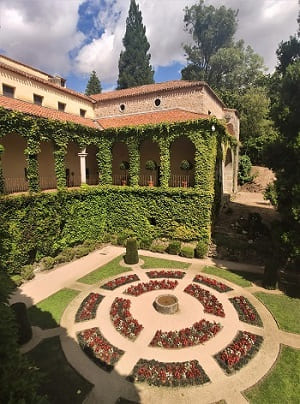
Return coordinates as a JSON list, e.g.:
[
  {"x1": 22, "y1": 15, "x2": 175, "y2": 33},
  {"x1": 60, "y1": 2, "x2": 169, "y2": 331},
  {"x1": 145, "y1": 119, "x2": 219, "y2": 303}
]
[
  {"x1": 85, "y1": 71, "x2": 102, "y2": 96},
  {"x1": 117, "y1": 0, "x2": 154, "y2": 89}
]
